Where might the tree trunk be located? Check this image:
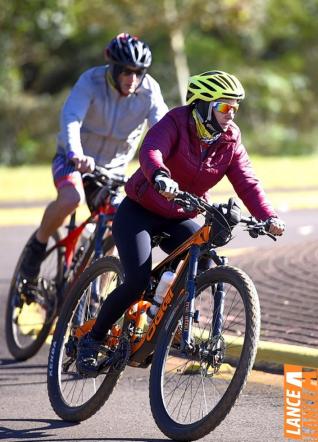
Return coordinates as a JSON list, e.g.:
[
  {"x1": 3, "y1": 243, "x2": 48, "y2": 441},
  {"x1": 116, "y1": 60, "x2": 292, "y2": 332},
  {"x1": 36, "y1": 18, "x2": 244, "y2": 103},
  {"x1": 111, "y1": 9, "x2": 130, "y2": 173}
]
[{"x1": 164, "y1": 0, "x2": 190, "y2": 105}]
